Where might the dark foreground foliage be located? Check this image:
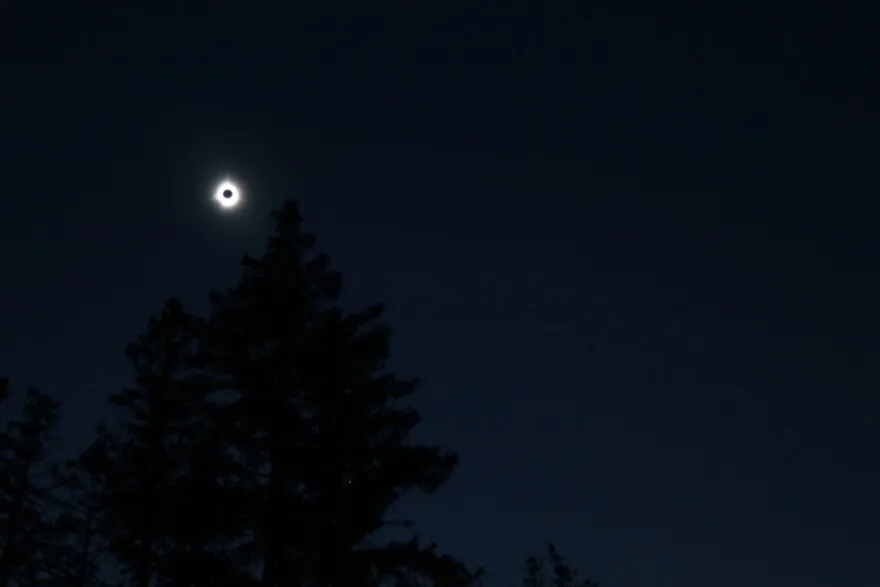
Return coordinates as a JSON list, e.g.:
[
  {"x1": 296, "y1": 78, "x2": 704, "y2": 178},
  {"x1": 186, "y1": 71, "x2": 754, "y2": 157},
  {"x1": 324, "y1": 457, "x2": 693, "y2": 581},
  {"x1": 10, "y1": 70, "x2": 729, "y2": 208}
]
[
  {"x1": 521, "y1": 545, "x2": 597, "y2": 587},
  {"x1": 1, "y1": 201, "x2": 596, "y2": 587}
]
